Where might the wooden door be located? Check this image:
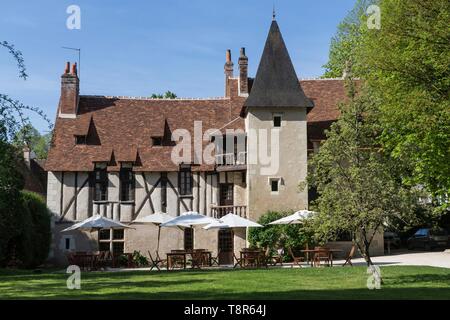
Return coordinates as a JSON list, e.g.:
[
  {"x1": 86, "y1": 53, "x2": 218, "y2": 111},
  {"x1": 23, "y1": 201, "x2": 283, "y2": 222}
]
[{"x1": 218, "y1": 229, "x2": 234, "y2": 265}]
